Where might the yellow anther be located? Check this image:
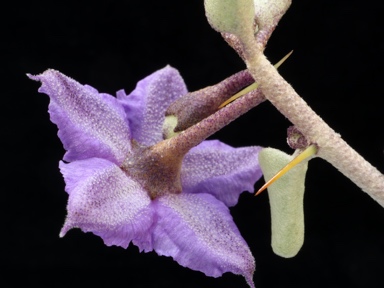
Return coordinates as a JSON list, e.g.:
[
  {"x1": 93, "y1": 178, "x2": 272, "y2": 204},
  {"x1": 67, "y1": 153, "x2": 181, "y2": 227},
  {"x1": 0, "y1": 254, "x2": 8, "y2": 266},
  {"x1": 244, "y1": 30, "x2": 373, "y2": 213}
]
[
  {"x1": 218, "y1": 50, "x2": 293, "y2": 109},
  {"x1": 255, "y1": 144, "x2": 317, "y2": 196}
]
